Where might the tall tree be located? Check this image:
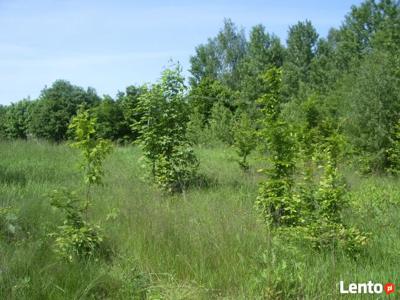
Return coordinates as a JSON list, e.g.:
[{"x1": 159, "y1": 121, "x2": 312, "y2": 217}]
[
  {"x1": 309, "y1": 38, "x2": 337, "y2": 94},
  {"x1": 30, "y1": 80, "x2": 100, "y2": 142},
  {"x1": 189, "y1": 19, "x2": 247, "y2": 90},
  {"x1": 133, "y1": 64, "x2": 198, "y2": 192},
  {"x1": 116, "y1": 85, "x2": 148, "y2": 142},
  {"x1": 329, "y1": 0, "x2": 399, "y2": 71},
  {"x1": 342, "y1": 51, "x2": 400, "y2": 171},
  {"x1": 4, "y1": 99, "x2": 34, "y2": 139},
  {"x1": 188, "y1": 77, "x2": 235, "y2": 124},
  {"x1": 238, "y1": 25, "x2": 285, "y2": 111},
  {"x1": 91, "y1": 96, "x2": 126, "y2": 142},
  {"x1": 283, "y1": 20, "x2": 318, "y2": 98}
]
